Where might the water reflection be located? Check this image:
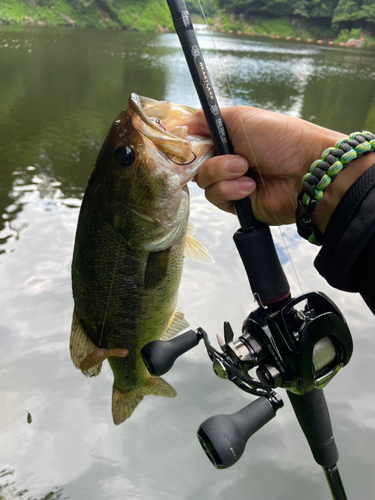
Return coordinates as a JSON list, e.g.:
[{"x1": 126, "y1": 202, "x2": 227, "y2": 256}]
[
  {"x1": 161, "y1": 32, "x2": 375, "y2": 128},
  {"x1": 1, "y1": 27, "x2": 375, "y2": 500},
  {"x1": 0, "y1": 468, "x2": 66, "y2": 499}
]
